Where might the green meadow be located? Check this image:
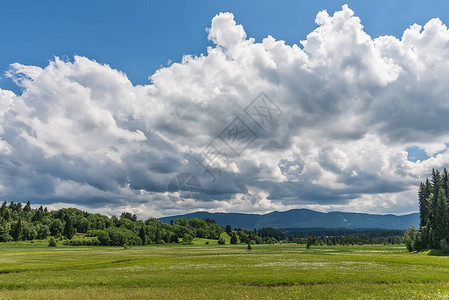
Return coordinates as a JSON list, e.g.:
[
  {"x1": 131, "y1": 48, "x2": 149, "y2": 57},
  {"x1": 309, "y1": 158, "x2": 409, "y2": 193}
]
[{"x1": 1, "y1": 240, "x2": 449, "y2": 299}]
